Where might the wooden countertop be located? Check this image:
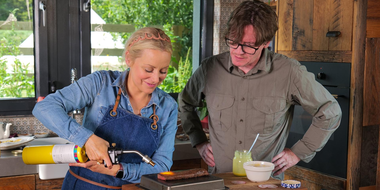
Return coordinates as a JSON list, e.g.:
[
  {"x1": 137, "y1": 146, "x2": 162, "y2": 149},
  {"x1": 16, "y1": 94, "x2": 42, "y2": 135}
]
[{"x1": 122, "y1": 172, "x2": 308, "y2": 190}]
